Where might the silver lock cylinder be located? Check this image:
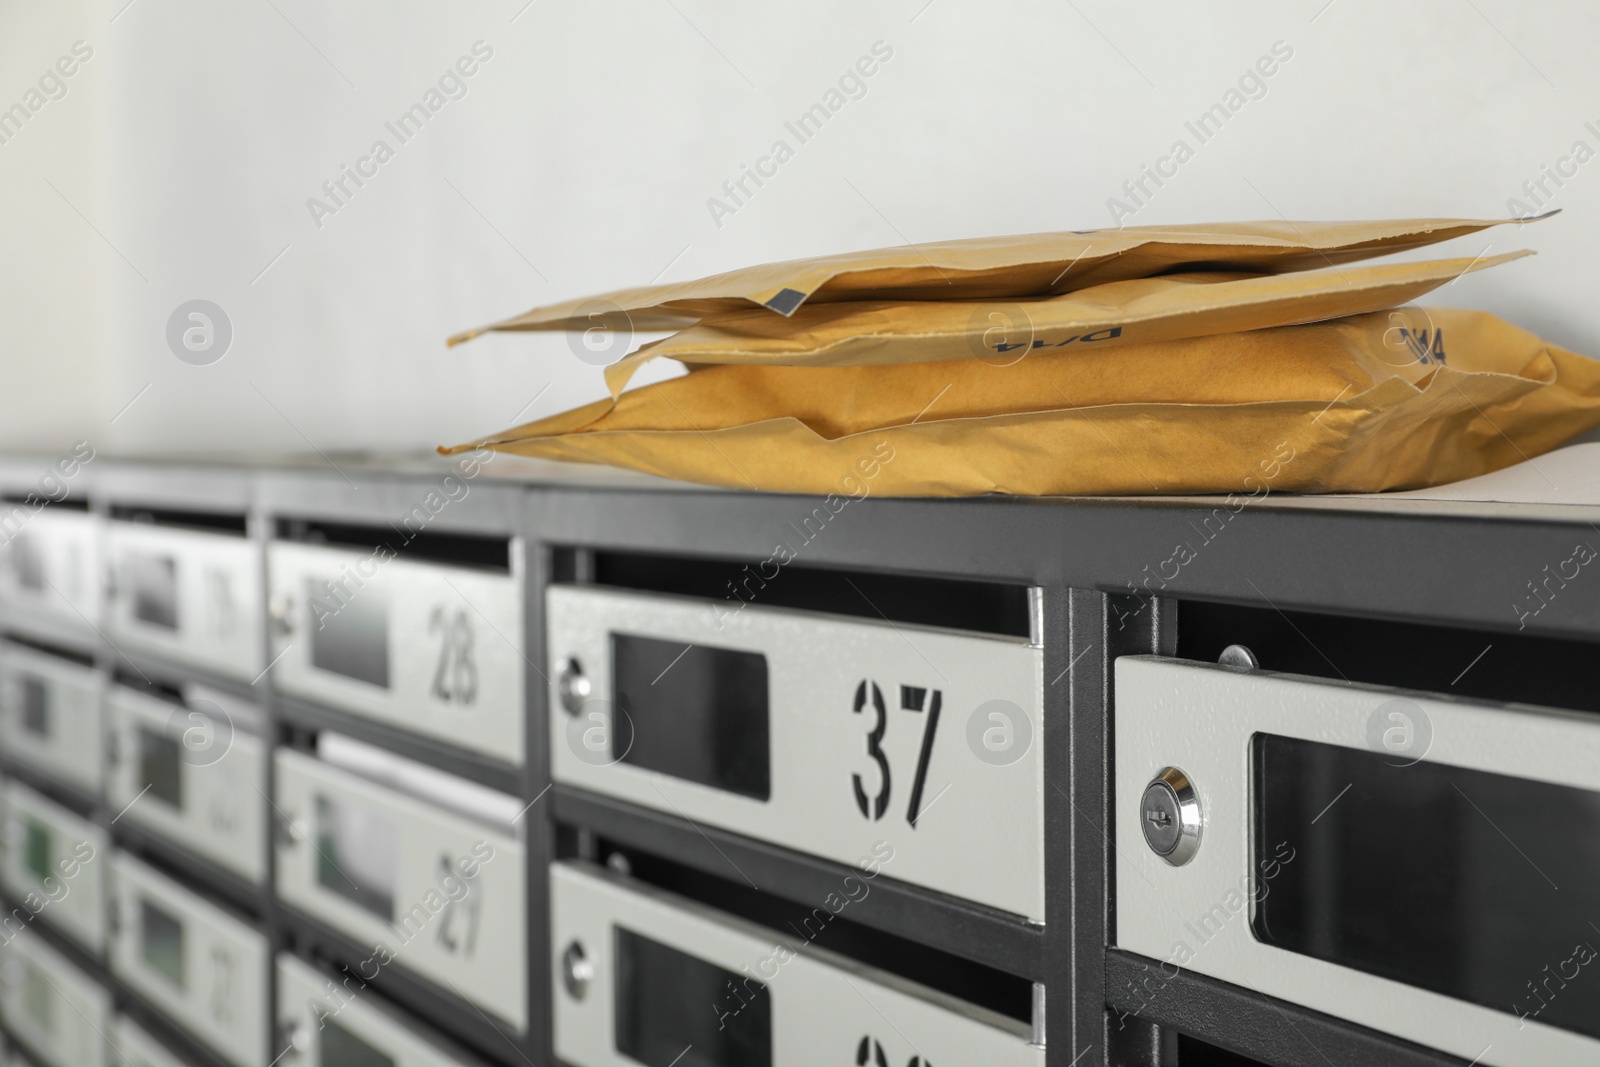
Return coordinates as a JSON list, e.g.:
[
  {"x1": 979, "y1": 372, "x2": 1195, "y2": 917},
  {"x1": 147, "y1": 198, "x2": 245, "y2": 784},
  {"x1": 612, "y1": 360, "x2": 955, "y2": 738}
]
[
  {"x1": 557, "y1": 657, "x2": 590, "y2": 715},
  {"x1": 561, "y1": 940, "x2": 592, "y2": 1000},
  {"x1": 276, "y1": 1020, "x2": 309, "y2": 1059},
  {"x1": 268, "y1": 594, "x2": 296, "y2": 636},
  {"x1": 1140, "y1": 766, "x2": 1202, "y2": 866},
  {"x1": 273, "y1": 809, "x2": 306, "y2": 848}
]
